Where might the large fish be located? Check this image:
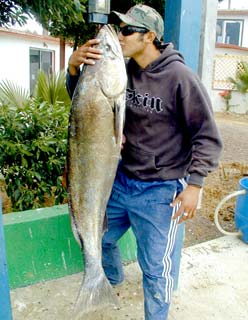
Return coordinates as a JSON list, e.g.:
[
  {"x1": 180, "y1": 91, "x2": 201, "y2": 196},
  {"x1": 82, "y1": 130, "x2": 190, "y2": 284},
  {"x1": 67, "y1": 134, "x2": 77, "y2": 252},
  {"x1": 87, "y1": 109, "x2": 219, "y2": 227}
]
[{"x1": 66, "y1": 24, "x2": 127, "y2": 318}]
